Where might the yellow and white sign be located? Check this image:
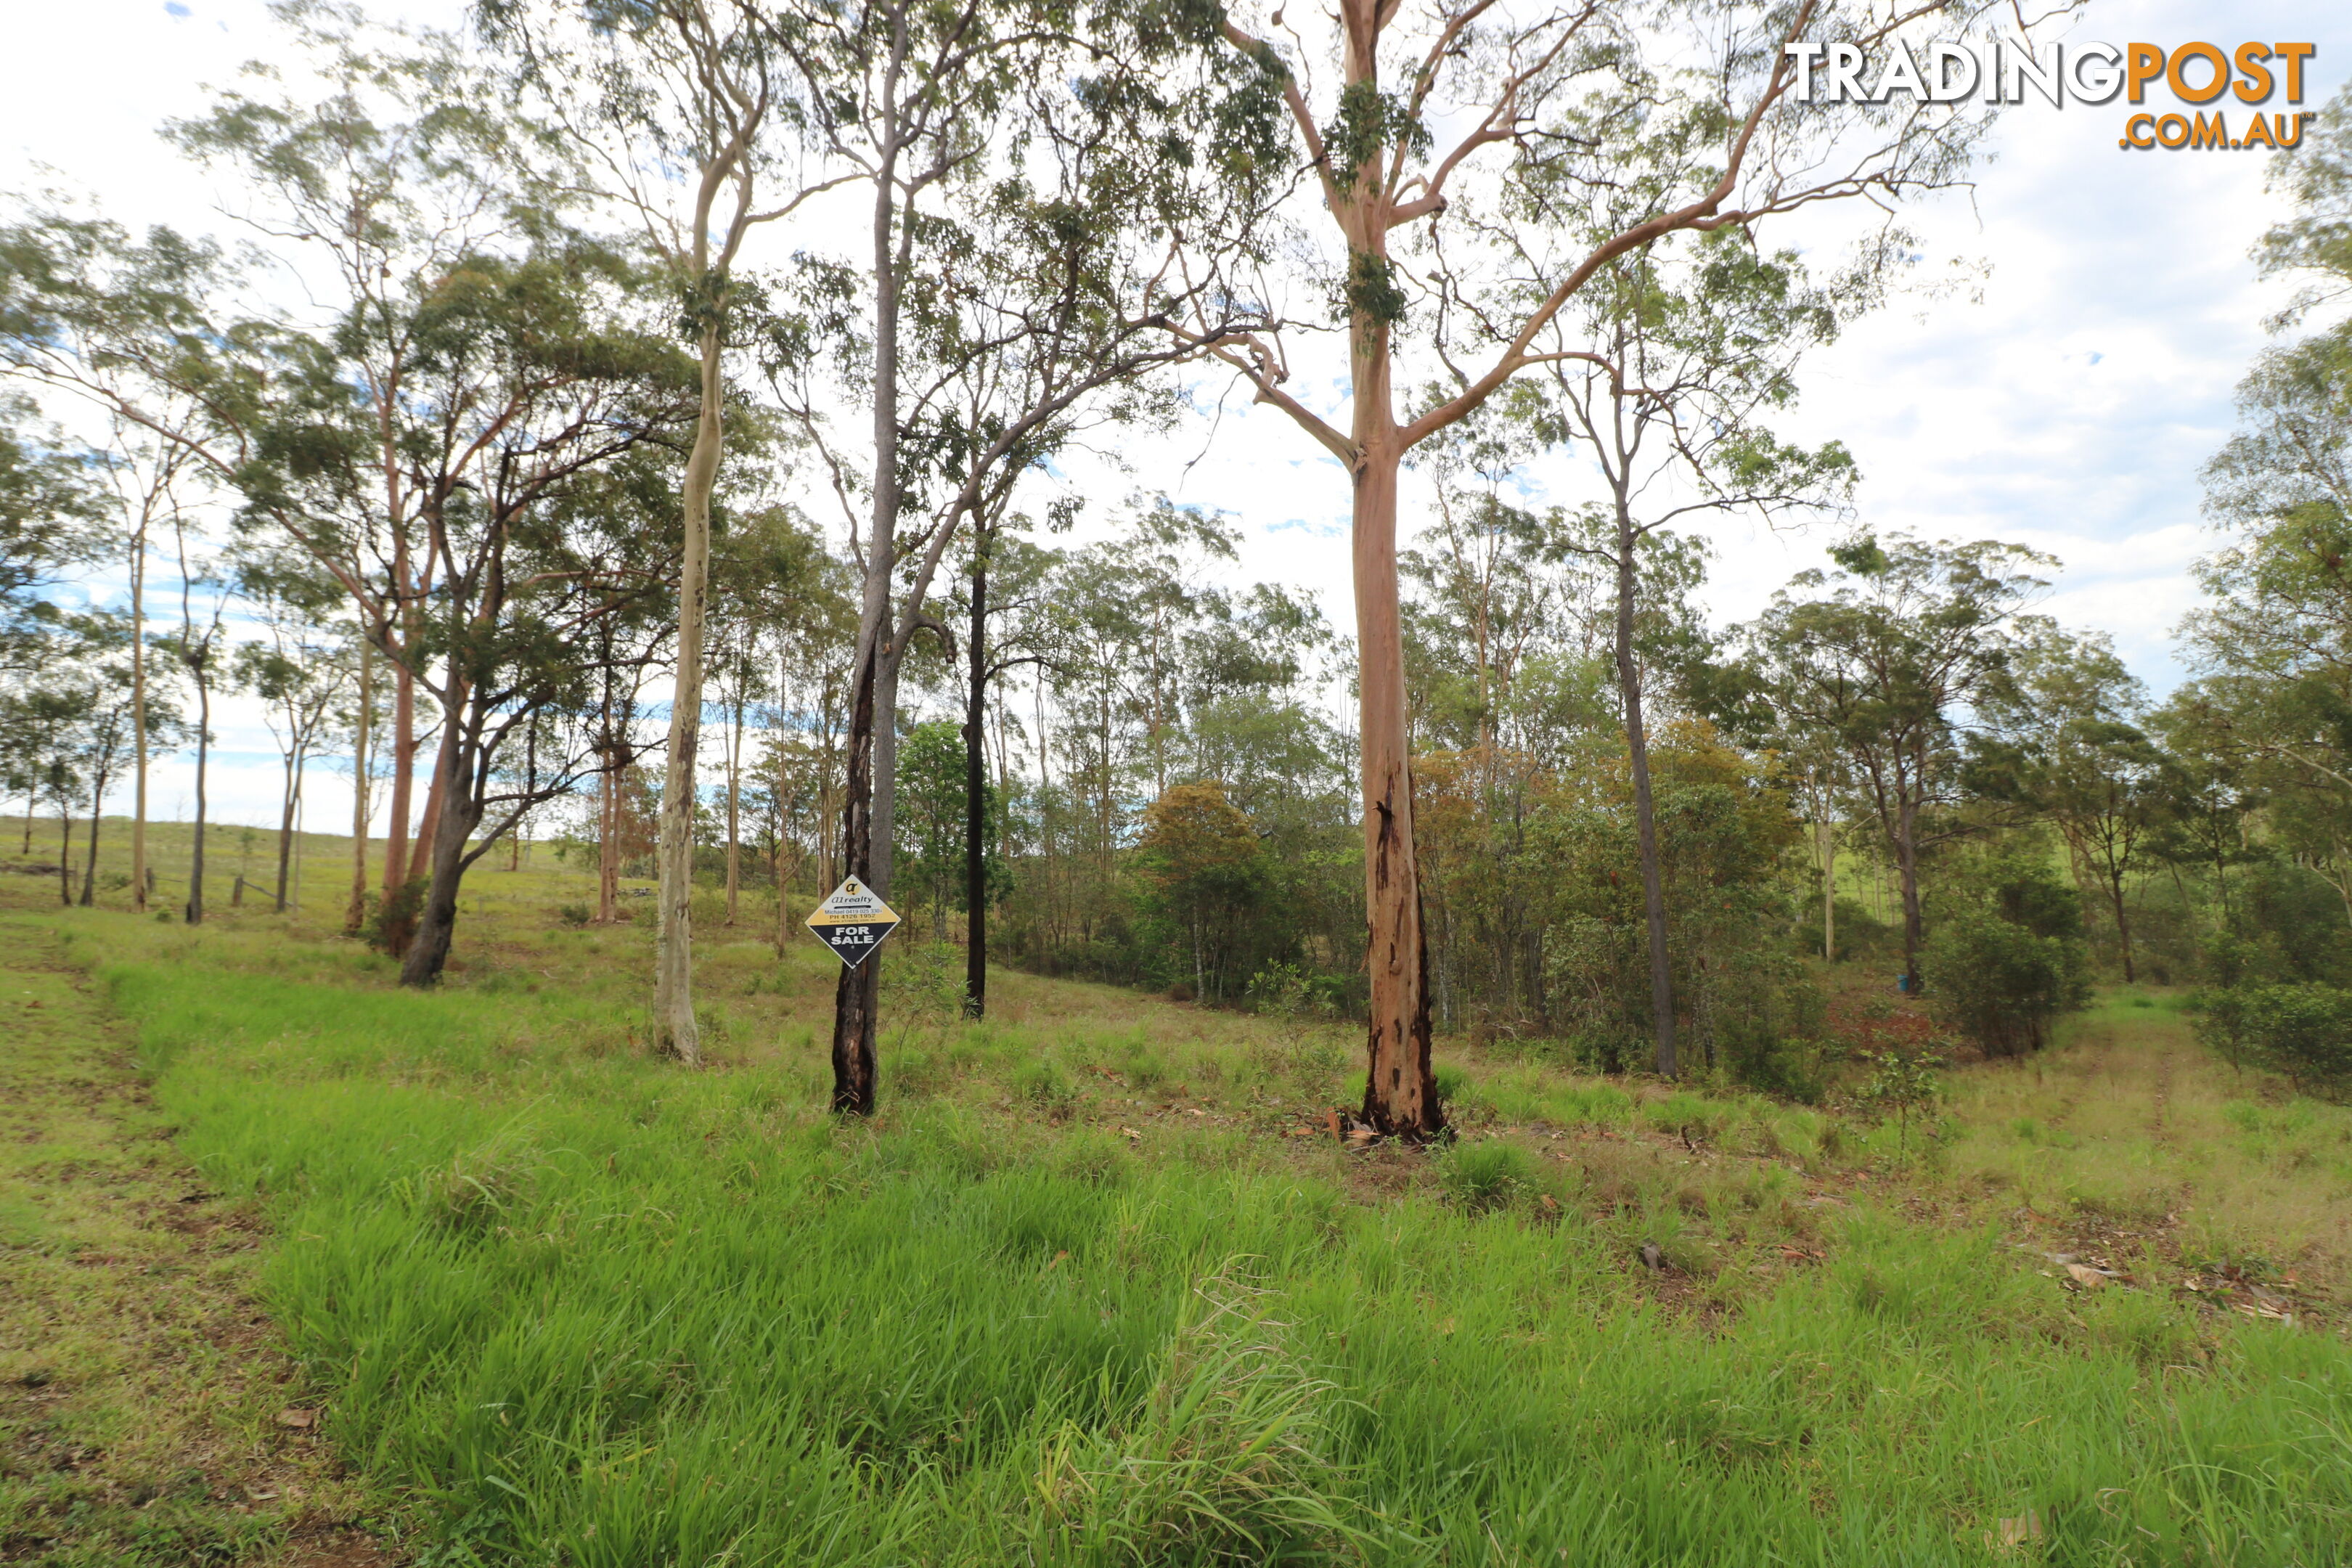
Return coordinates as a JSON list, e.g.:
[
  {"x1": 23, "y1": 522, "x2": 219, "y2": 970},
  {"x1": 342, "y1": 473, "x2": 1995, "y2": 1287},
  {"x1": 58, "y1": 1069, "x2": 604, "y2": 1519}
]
[{"x1": 806, "y1": 877, "x2": 902, "y2": 969}]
